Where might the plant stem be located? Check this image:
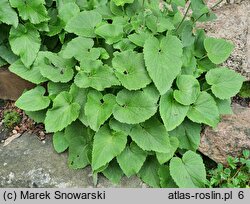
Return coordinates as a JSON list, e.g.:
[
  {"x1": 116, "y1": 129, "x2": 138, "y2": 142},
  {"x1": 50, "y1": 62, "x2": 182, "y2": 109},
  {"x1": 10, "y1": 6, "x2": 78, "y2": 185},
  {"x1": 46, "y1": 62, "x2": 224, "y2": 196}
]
[
  {"x1": 199, "y1": 54, "x2": 208, "y2": 60},
  {"x1": 231, "y1": 164, "x2": 244, "y2": 180},
  {"x1": 211, "y1": 0, "x2": 224, "y2": 9},
  {"x1": 194, "y1": 0, "x2": 224, "y2": 23},
  {"x1": 203, "y1": 87, "x2": 211, "y2": 92},
  {"x1": 176, "y1": 2, "x2": 191, "y2": 32}
]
